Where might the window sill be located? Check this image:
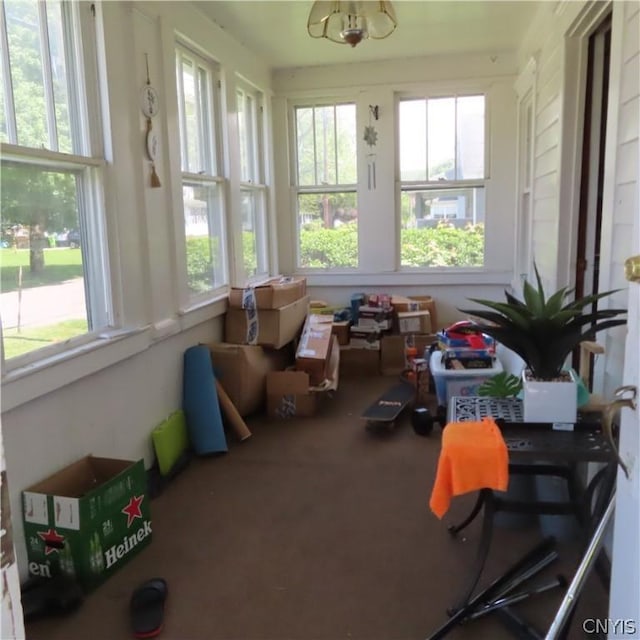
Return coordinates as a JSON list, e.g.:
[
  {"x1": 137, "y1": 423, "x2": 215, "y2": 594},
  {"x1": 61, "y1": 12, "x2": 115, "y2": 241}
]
[
  {"x1": 1, "y1": 297, "x2": 229, "y2": 413},
  {"x1": 298, "y1": 269, "x2": 512, "y2": 288},
  {"x1": 1, "y1": 328, "x2": 151, "y2": 412}
]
